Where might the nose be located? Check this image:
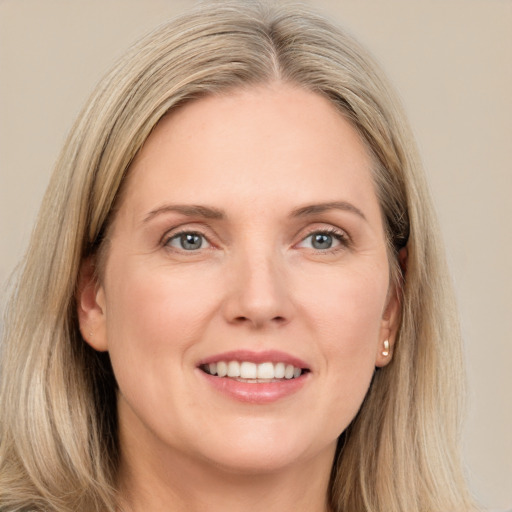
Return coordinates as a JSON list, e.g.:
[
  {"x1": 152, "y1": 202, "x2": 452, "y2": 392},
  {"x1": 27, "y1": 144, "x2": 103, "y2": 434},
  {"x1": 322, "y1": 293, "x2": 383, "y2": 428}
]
[{"x1": 222, "y1": 247, "x2": 293, "y2": 329}]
